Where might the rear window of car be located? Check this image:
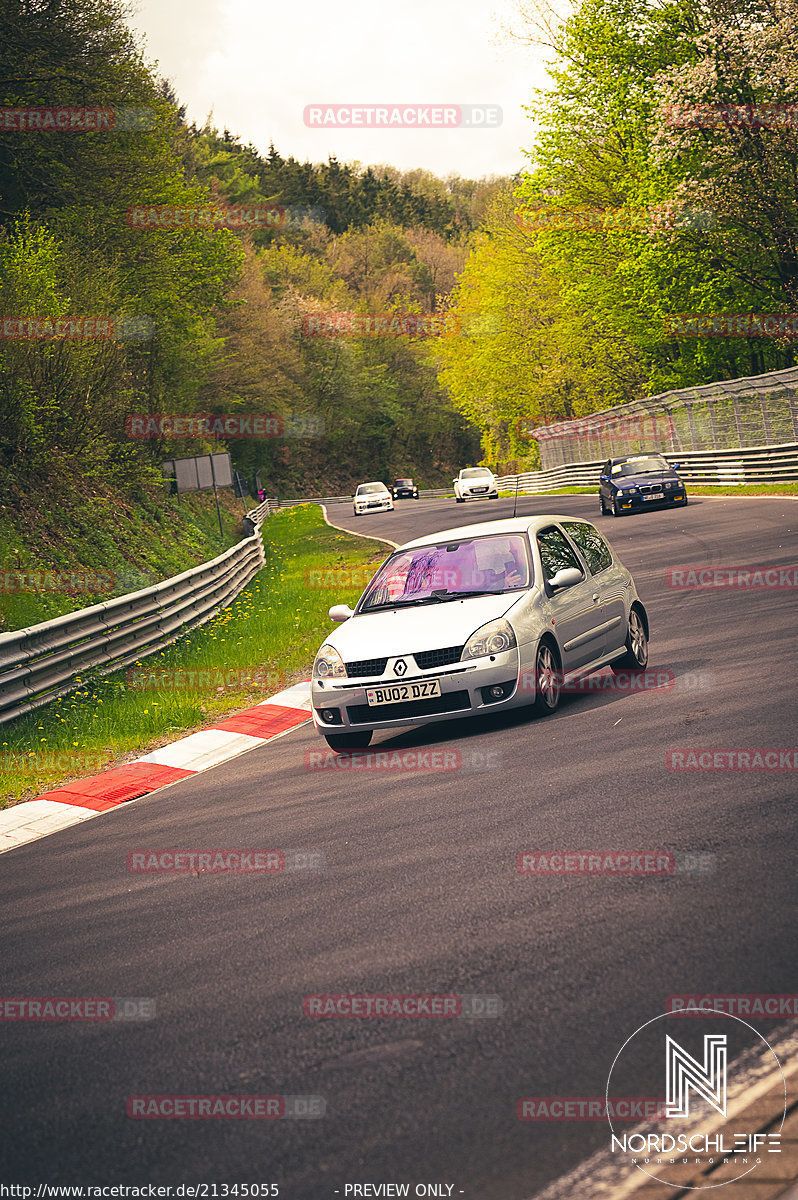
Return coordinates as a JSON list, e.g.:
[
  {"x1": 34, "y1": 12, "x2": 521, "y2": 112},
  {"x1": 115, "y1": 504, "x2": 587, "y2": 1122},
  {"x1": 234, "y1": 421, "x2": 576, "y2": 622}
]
[{"x1": 561, "y1": 521, "x2": 613, "y2": 574}]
